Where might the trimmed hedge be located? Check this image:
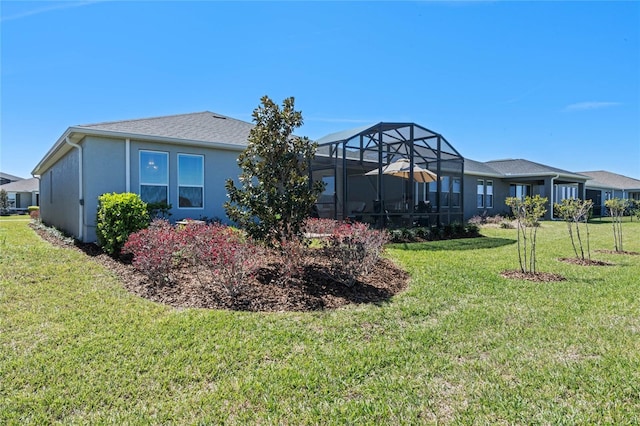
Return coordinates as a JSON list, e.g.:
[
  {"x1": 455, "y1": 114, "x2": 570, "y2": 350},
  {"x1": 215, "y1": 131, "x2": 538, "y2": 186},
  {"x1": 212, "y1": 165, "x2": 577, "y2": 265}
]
[{"x1": 96, "y1": 193, "x2": 150, "y2": 255}]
